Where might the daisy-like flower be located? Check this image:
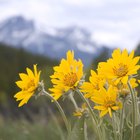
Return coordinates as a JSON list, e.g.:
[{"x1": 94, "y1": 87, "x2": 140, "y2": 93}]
[
  {"x1": 98, "y1": 49, "x2": 140, "y2": 85},
  {"x1": 91, "y1": 86, "x2": 122, "y2": 117},
  {"x1": 14, "y1": 65, "x2": 41, "y2": 107},
  {"x1": 80, "y1": 70, "x2": 105, "y2": 98},
  {"x1": 49, "y1": 50, "x2": 83, "y2": 100}
]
